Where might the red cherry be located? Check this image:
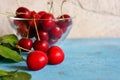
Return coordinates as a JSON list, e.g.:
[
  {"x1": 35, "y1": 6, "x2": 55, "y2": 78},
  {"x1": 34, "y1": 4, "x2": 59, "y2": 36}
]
[
  {"x1": 37, "y1": 30, "x2": 49, "y2": 40},
  {"x1": 18, "y1": 38, "x2": 33, "y2": 50},
  {"x1": 17, "y1": 22, "x2": 28, "y2": 37},
  {"x1": 27, "y1": 51, "x2": 48, "y2": 70},
  {"x1": 38, "y1": 11, "x2": 46, "y2": 17},
  {"x1": 29, "y1": 13, "x2": 41, "y2": 27},
  {"x1": 33, "y1": 40, "x2": 49, "y2": 52},
  {"x1": 56, "y1": 14, "x2": 72, "y2": 28},
  {"x1": 16, "y1": 7, "x2": 31, "y2": 18},
  {"x1": 47, "y1": 46, "x2": 64, "y2": 65},
  {"x1": 50, "y1": 26, "x2": 63, "y2": 39},
  {"x1": 30, "y1": 11, "x2": 36, "y2": 18},
  {"x1": 41, "y1": 13, "x2": 55, "y2": 31},
  {"x1": 61, "y1": 27, "x2": 67, "y2": 33},
  {"x1": 48, "y1": 38, "x2": 58, "y2": 45}
]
